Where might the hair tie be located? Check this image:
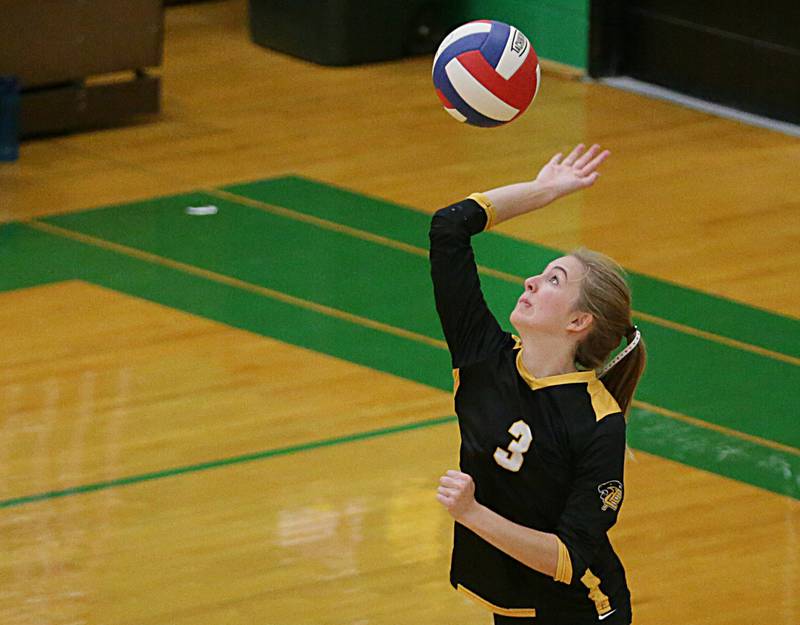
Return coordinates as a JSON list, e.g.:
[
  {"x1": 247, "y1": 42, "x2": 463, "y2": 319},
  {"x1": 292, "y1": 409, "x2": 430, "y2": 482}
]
[{"x1": 598, "y1": 327, "x2": 641, "y2": 378}]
